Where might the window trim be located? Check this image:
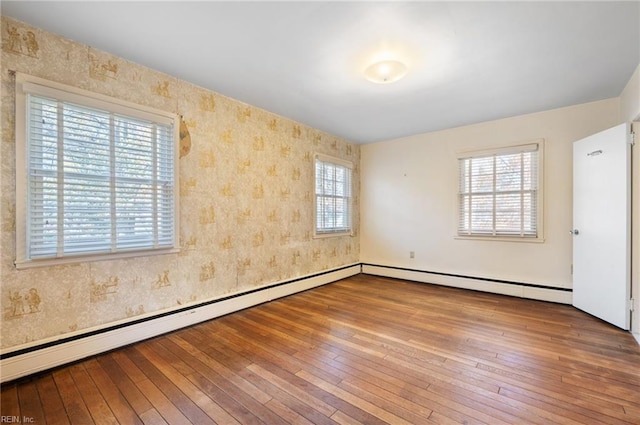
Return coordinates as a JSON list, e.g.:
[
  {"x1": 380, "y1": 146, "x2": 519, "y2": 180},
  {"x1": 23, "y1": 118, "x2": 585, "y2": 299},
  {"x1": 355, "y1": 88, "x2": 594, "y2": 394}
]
[
  {"x1": 14, "y1": 73, "x2": 180, "y2": 269},
  {"x1": 455, "y1": 140, "x2": 544, "y2": 243},
  {"x1": 313, "y1": 153, "x2": 353, "y2": 238}
]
